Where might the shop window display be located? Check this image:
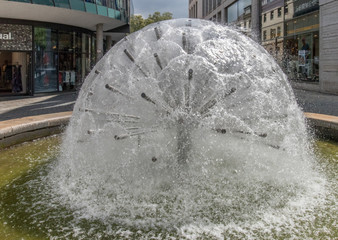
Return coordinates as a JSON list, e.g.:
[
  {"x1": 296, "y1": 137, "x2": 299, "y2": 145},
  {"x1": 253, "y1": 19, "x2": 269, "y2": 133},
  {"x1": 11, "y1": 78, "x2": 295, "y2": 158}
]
[
  {"x1": 34, "y1": 27, "x2": 93, "y2": 93},
  {"x1": 34, "y1": 27, "x2": 58, "y2": 93},
  {"x1": 284, "y1": 32, "x2": 319, "y2": 81},
  {"x1": 284, "y1": 11, "x2": 319, "y2": 81},
  {"x1": 0, "y1": 60, "x2": 23, "y2": 93}
]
